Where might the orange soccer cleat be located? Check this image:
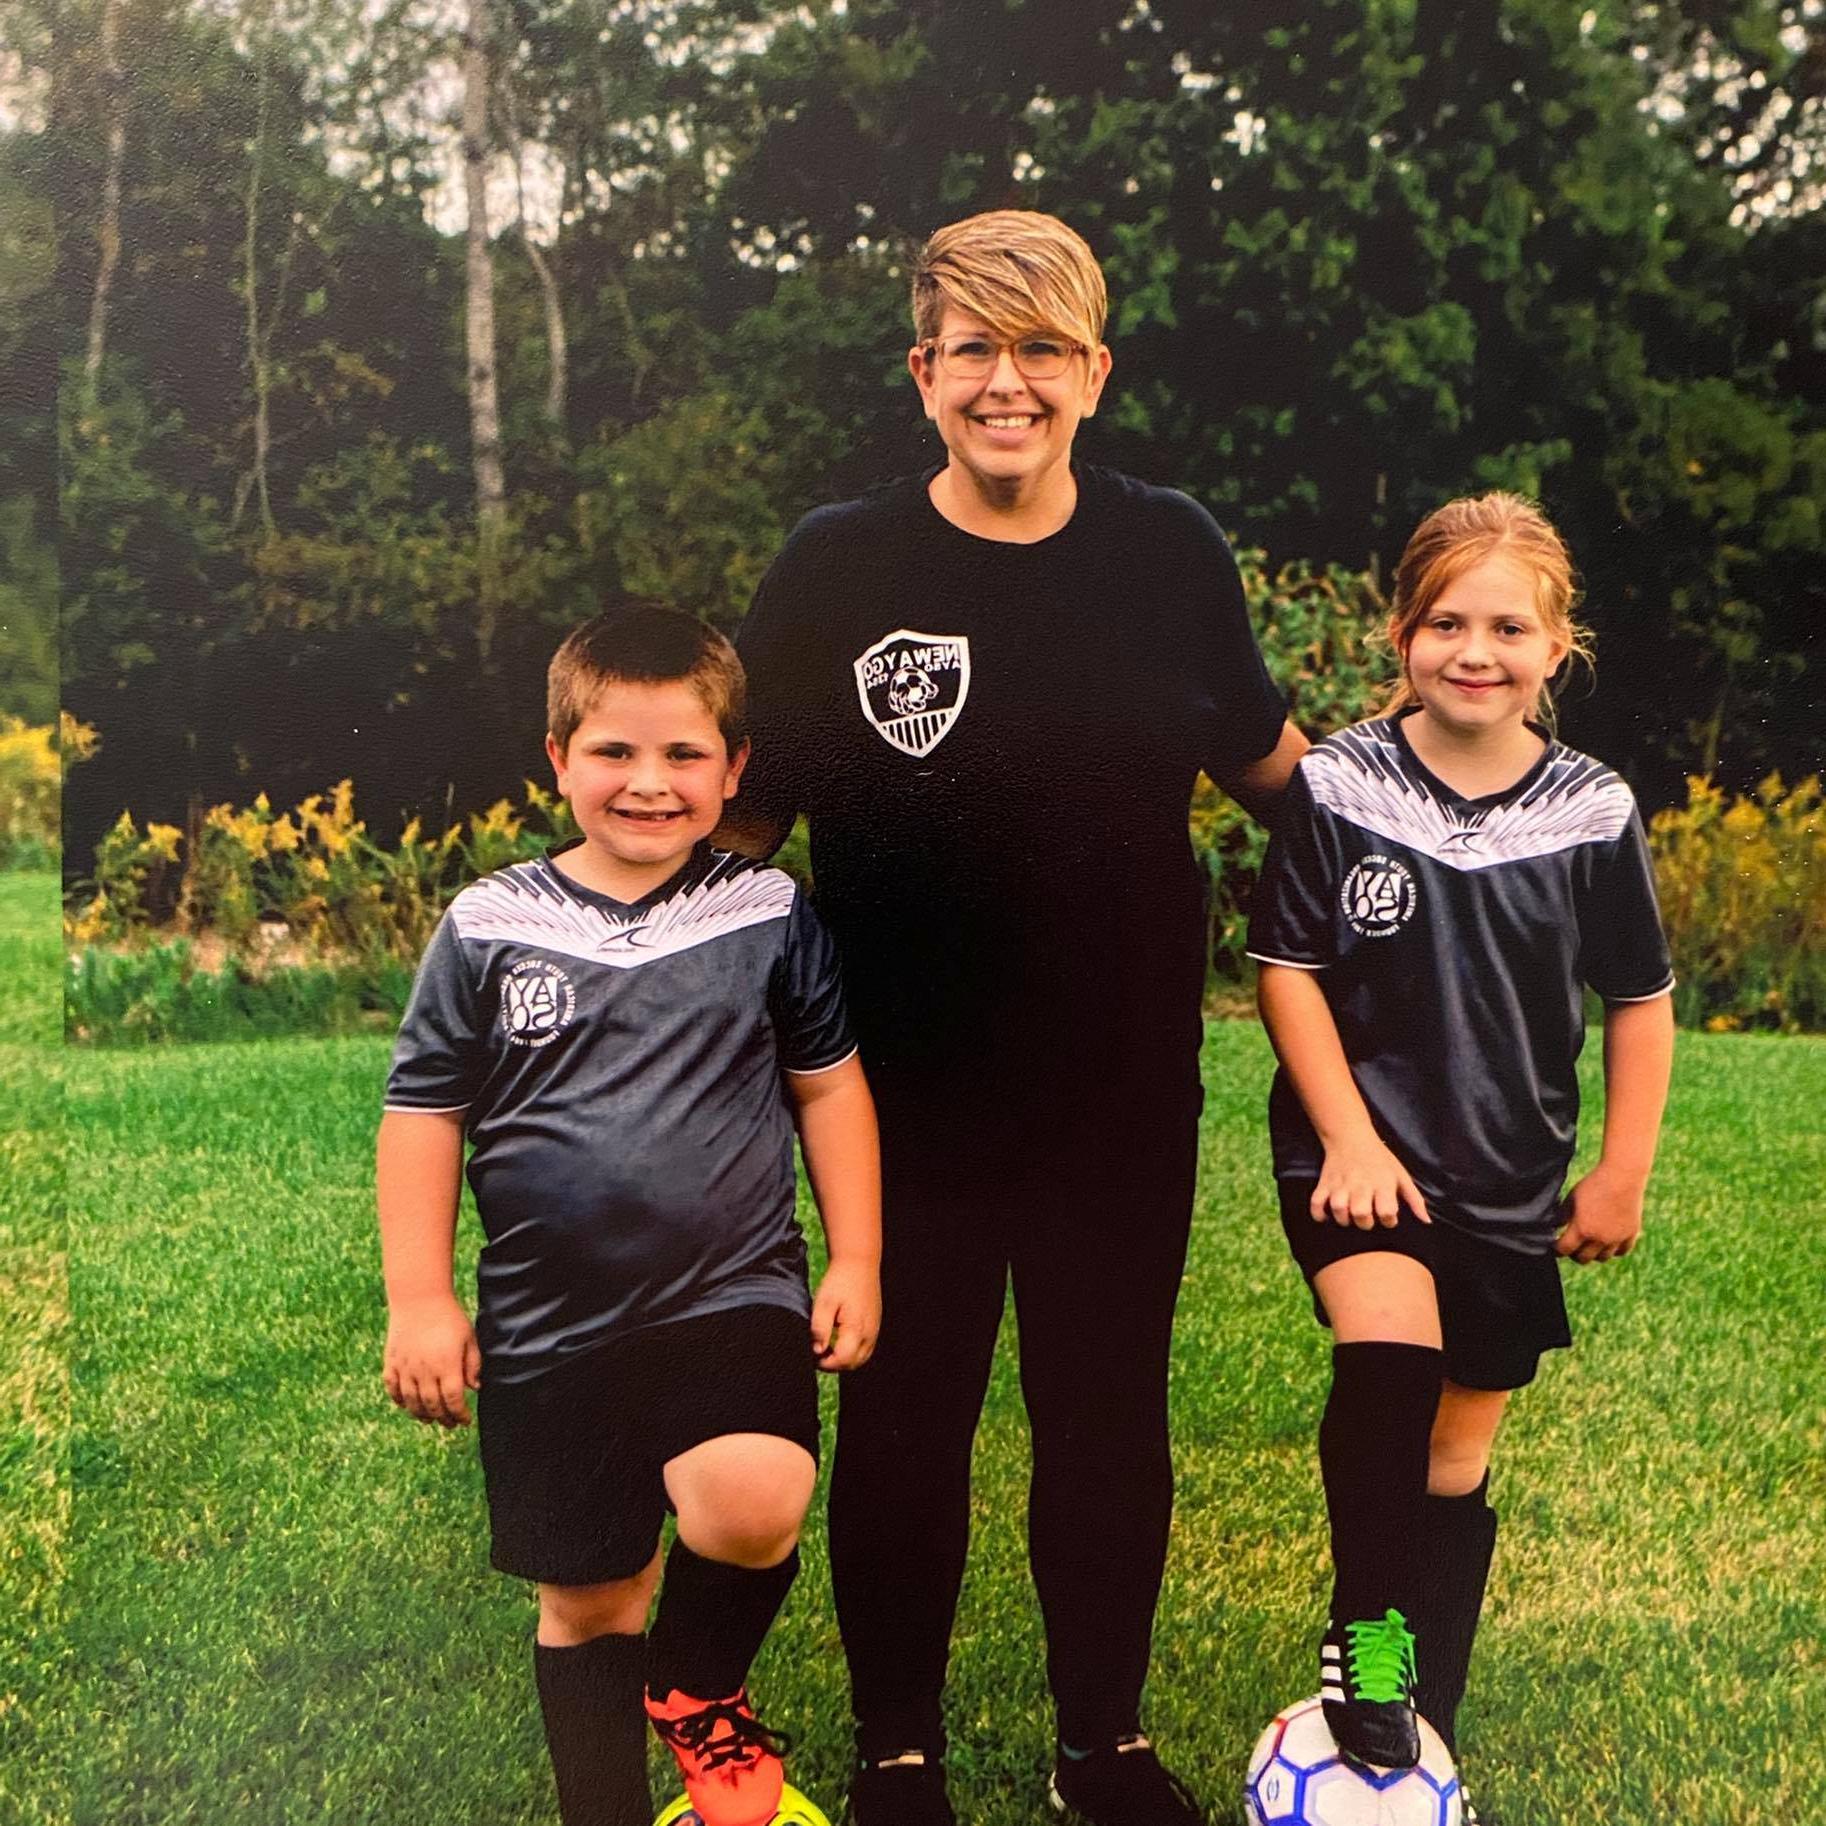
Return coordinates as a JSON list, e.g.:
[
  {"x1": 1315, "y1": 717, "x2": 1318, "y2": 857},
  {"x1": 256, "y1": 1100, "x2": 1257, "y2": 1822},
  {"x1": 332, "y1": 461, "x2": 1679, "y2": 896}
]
[{"x1": 645, "y1": 1686, "x2": 789, "y2": 1826}]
